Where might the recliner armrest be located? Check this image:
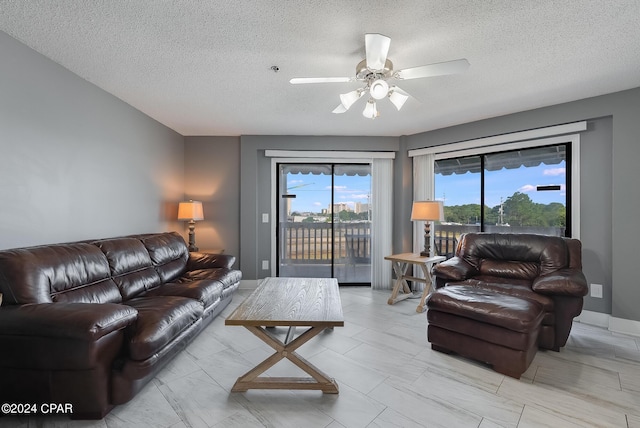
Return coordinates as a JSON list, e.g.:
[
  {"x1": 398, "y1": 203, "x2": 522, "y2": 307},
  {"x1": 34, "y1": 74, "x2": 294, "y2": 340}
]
[
  {"x1": 532, "y1": 269, "x2": 588, "y2": 297},
  {"x1": 0, "y1": 302, "x2": 138, "y2": 341},
  {"x1": 187, "y1": 252, "x2": 236, "y2": 270},
  {"x1": 432, "y1": 256, "x2": 478, "y2": 281}
]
